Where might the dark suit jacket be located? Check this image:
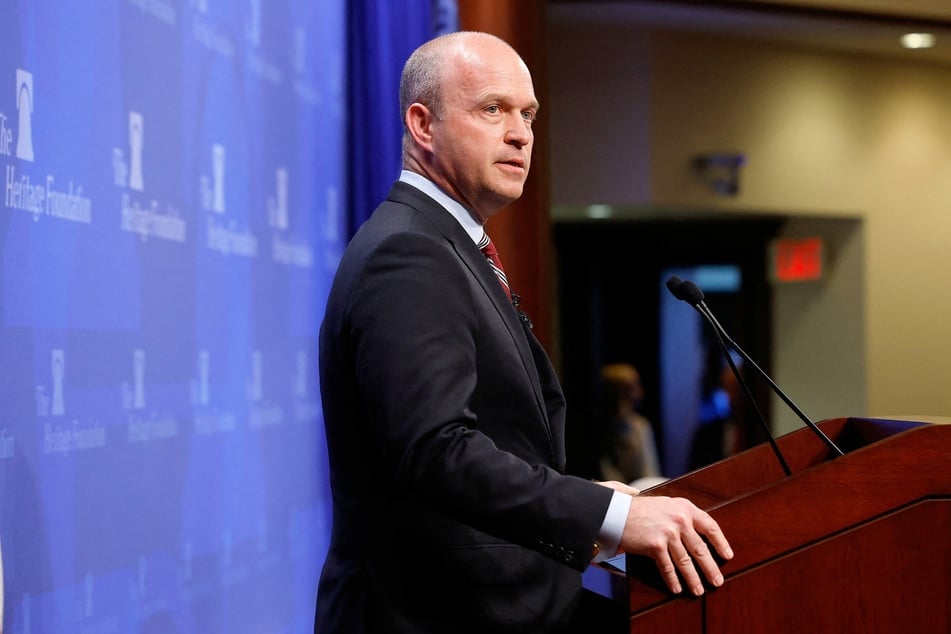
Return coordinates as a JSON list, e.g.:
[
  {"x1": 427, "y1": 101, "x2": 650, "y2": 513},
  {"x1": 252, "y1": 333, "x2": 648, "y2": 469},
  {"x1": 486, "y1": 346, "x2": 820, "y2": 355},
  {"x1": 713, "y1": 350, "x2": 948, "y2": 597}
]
[{"x1": 315, "y1": 182, "x2": 613, "y2": 633}]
